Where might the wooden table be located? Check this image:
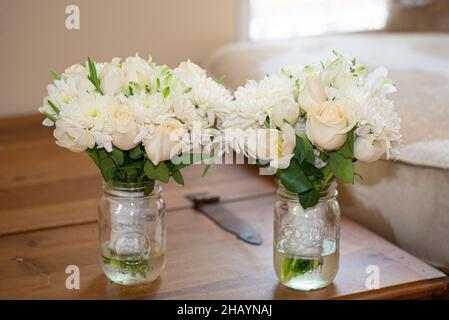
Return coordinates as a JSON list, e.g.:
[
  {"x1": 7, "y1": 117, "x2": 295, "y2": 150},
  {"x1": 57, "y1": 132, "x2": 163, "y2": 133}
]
[{"x1": 0, "y1": 115, "x2": 447, "y2": 299}]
